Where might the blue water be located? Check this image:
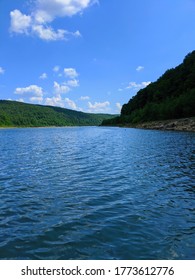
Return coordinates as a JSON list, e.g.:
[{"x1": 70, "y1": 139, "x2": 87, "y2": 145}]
[{"x1": 0, "y1": 126, "x2": 194, "y2": 260}]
